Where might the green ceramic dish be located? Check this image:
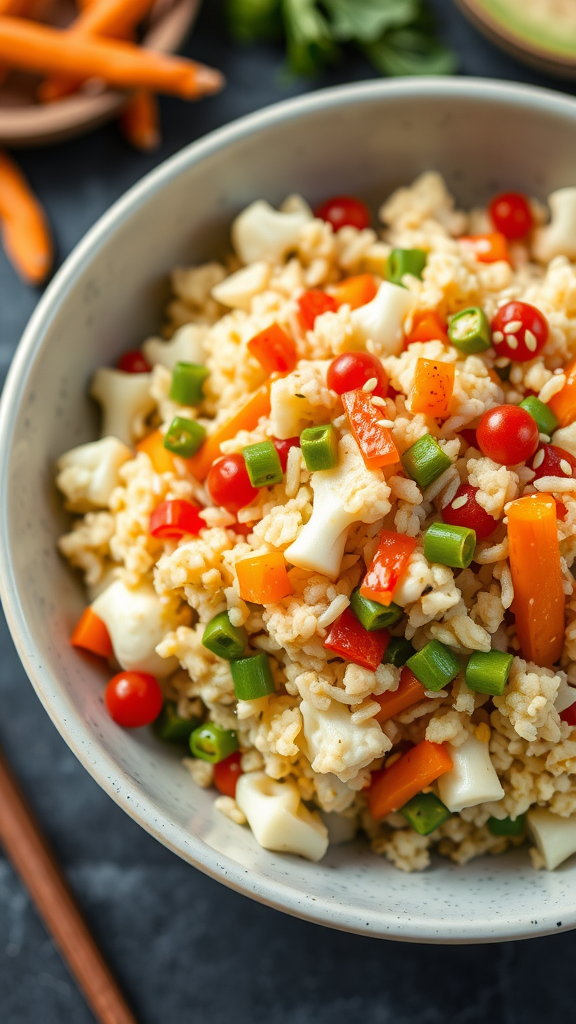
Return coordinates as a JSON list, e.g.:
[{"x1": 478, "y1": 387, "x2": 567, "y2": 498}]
[{"x1": 455, "y1": 0, "x2": 576, "y2": 77}]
